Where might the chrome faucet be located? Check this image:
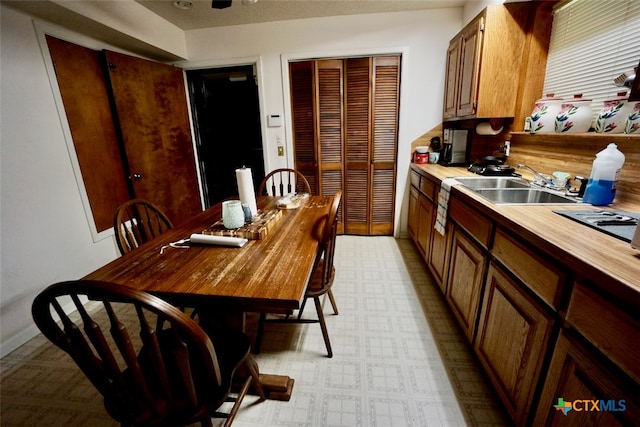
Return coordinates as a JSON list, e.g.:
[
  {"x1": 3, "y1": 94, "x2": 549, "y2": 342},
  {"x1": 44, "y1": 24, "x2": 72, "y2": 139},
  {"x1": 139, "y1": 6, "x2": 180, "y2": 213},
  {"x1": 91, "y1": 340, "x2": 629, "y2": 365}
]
[{"x1": 516, "y1": 164, "x2": 554, "y2": 187}]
